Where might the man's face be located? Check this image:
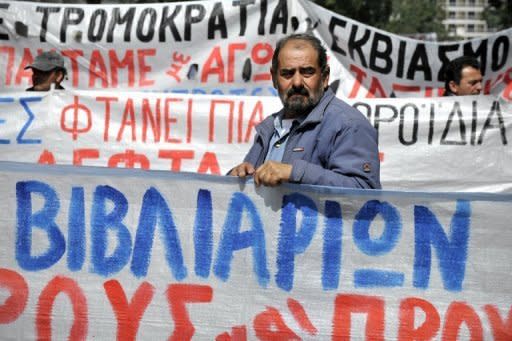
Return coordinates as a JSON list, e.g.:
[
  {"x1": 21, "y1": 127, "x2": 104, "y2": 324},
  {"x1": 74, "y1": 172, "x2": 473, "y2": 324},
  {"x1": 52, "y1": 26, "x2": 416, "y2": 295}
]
[
  {"x1": 450, "y1": 66, "x2": 483, "y2": 96},
  {"x1": 272, "y1": 40, "x2": 329, "y2": 119},
  {"x1": 30, "y1": 69, "x2": 61, "y2": 91}
]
